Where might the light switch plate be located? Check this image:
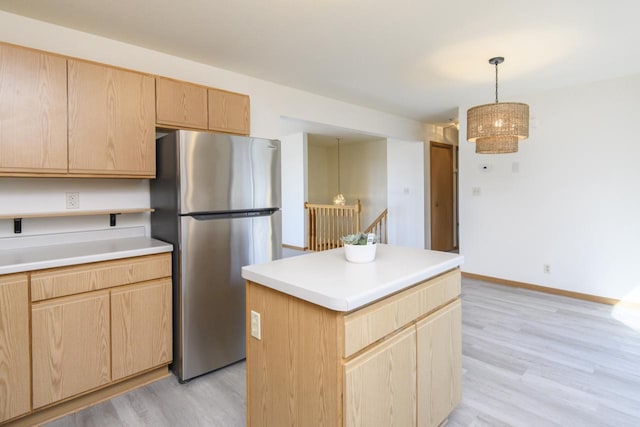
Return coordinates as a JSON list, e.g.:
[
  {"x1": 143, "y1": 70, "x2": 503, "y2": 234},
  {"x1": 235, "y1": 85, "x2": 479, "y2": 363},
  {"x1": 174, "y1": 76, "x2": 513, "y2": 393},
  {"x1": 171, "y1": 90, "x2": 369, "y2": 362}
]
[{"x1": 250, "y1": 310, "x2": 261, "y2": 340}]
